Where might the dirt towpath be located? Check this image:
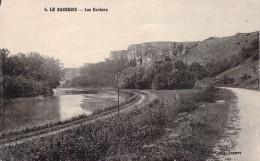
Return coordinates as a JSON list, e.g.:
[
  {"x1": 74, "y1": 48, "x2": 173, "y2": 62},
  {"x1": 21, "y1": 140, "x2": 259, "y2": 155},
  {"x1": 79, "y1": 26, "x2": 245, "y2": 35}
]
[{"x1": 212, "y1": 88, "x2": 260, "y2": 161}]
